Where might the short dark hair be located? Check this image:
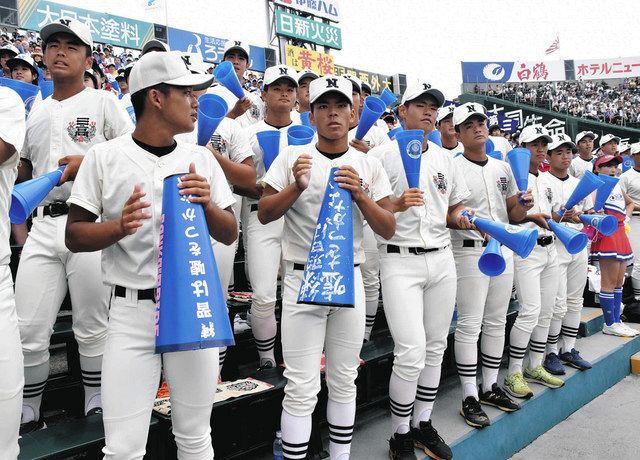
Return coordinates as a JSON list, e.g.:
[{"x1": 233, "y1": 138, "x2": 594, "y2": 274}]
[
  {"x1": 131, "y1": 83, "x2": 172, "y2": 120},
  {"x1": 310, "y1": 92, "x2": 352, "y2": 113}
]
